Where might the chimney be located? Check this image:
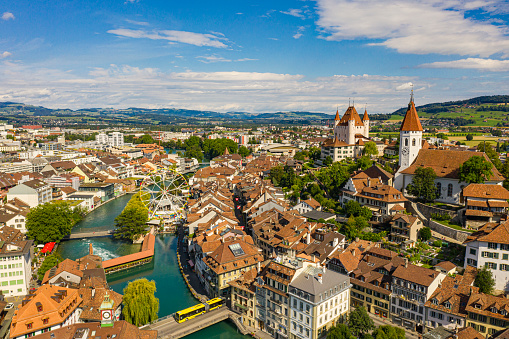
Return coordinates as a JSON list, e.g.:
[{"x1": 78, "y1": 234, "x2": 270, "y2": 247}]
[
  {"x1": 404, "y1": 258, "x2": 408, "y2": 268},
  {"x1": 89, "y1": 243, "x2": 93, "y2": 256},
  {"x1": 257, "y1": 261, "x2": 261, "y2": 273},
  {"x1": 92, "y1": 288, "x2": 95, "y2": 298},
  {"x1": 367, "y1": 178, "x2": 370, "y2": 187},
  {"x1": 351, "y1": 249, "x2": 356, "y2": 257},
  {"x1": 306, "y1": 230, "x2": 311, "y2": 244},
  {"x1": 317, "y1": 273, "x2": 323, "y2": 284}
]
